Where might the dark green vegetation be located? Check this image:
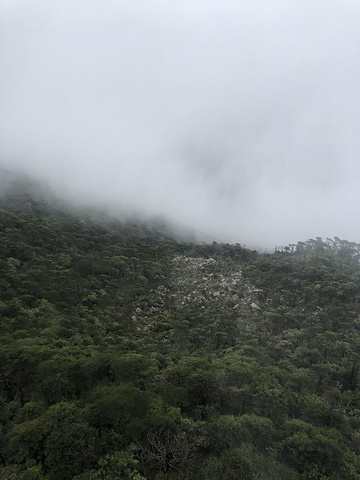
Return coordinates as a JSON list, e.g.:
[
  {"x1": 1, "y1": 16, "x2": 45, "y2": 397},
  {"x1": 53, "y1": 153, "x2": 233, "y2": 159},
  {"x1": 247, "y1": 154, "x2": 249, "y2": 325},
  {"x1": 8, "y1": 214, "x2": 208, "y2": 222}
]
[{"x1": 1, "y1": 182, "x2": 360, "y2": 479}]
